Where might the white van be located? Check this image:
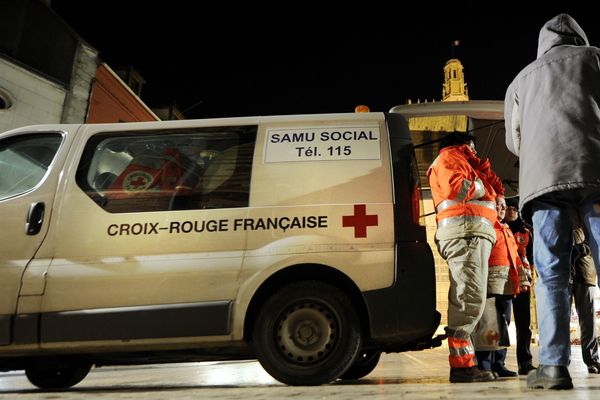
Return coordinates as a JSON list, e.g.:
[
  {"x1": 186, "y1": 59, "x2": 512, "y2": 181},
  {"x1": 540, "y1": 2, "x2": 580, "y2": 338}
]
[{"x1": 0, "y1": 111, "x2": 442, "y2": 389}]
